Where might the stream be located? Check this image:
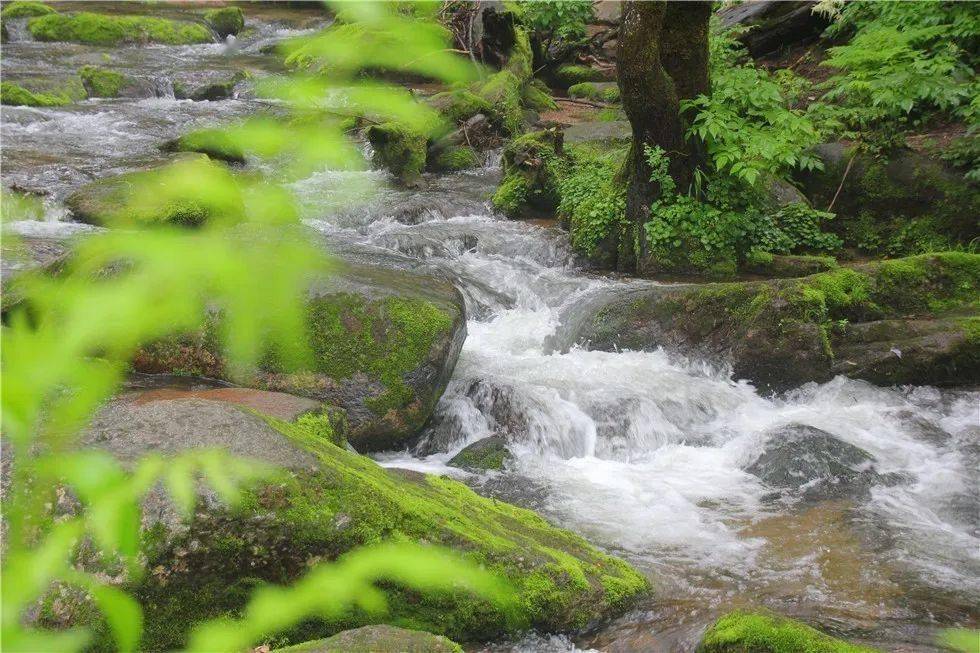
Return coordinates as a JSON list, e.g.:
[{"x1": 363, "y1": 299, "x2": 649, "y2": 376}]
[{"x1": 2, "y1": 7, "x2": 978, "y2": 652}]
